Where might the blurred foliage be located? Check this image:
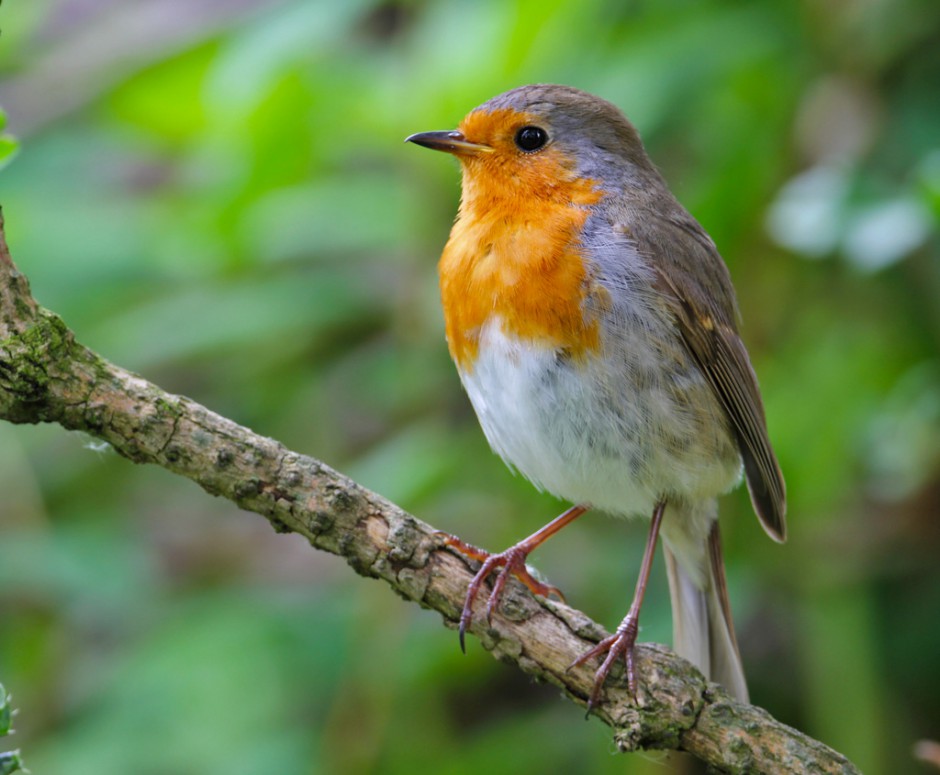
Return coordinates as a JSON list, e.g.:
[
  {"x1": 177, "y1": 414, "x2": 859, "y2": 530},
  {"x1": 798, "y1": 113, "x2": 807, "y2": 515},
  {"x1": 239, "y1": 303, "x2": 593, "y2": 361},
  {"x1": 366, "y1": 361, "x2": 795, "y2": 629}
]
[
  {"x1": 0, "y1": 0, "x2": 939, "y2": 773},
  {"x1": 0, "y1": 751, "x2": 24, "y2": 775},
  {"x1": 0, "y1": 109, "x2": 17, "y2": 171},
  {"x1": 0, "y1": 683, "x2": 24, "y2": 775}
]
